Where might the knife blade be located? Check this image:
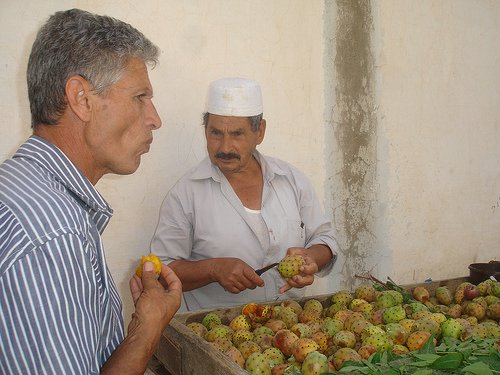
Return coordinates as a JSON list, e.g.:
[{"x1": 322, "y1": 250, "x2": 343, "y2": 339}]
[{"x1": 255, "y1": 262, "x2": 279, "y2": 276}]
